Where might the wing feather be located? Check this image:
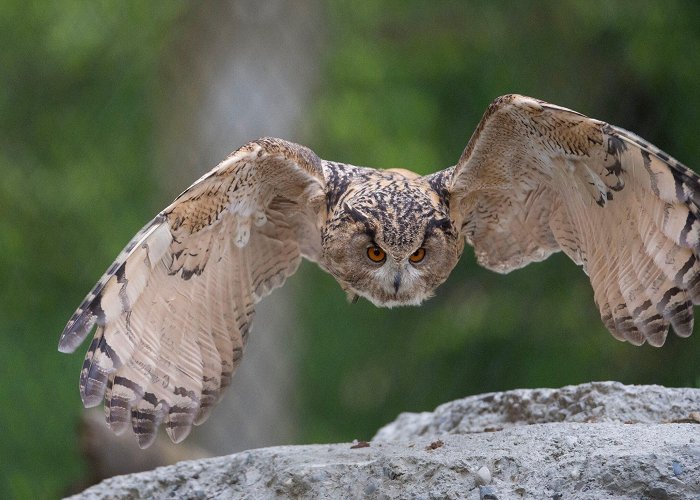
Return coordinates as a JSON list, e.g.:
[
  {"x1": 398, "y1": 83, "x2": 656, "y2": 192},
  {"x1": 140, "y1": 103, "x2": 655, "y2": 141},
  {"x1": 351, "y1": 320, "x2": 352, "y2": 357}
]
[
  {"x1": 60, "y1": 138, "x2": 326, "y2": 446},
  {"x1": 449, "y1": 94, "x2": 700, "y2": 345}
]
